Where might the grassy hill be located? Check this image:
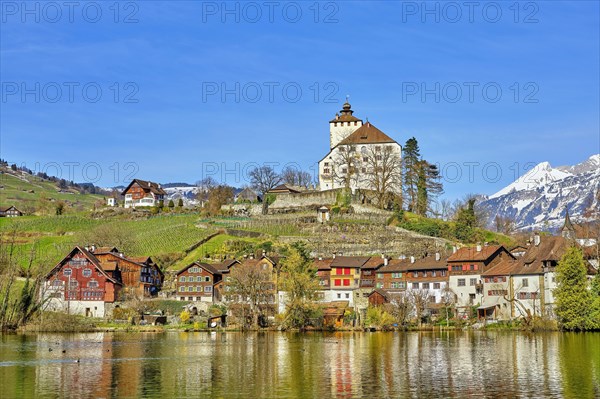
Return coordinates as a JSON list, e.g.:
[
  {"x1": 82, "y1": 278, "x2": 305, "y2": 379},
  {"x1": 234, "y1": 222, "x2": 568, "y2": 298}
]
[{"x1": 0, "y1": 171, "x2": 104, "y2": 214}]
